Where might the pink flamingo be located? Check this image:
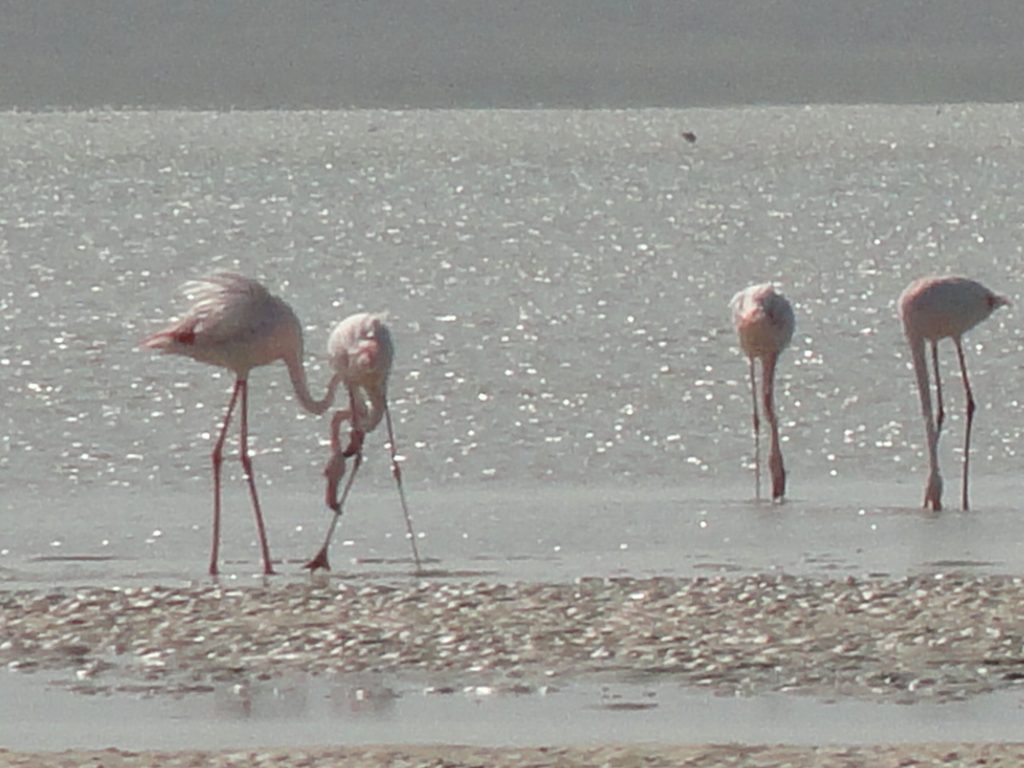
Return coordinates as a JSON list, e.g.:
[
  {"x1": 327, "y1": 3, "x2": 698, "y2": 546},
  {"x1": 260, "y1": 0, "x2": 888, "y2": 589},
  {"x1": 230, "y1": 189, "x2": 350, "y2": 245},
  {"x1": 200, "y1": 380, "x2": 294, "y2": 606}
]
[
  {"x1": 899, "y1": 276, "x2": 1009, "y2": 511},
  {"x1": 731, "y1": 284, "x2": 795, "y2": 501},
  {"x1": 304, "y1": 312, "x2": 422, "y2": 573},
  {"x1": 143, "y1": 272, "x2": 342, "y2": 575}
]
